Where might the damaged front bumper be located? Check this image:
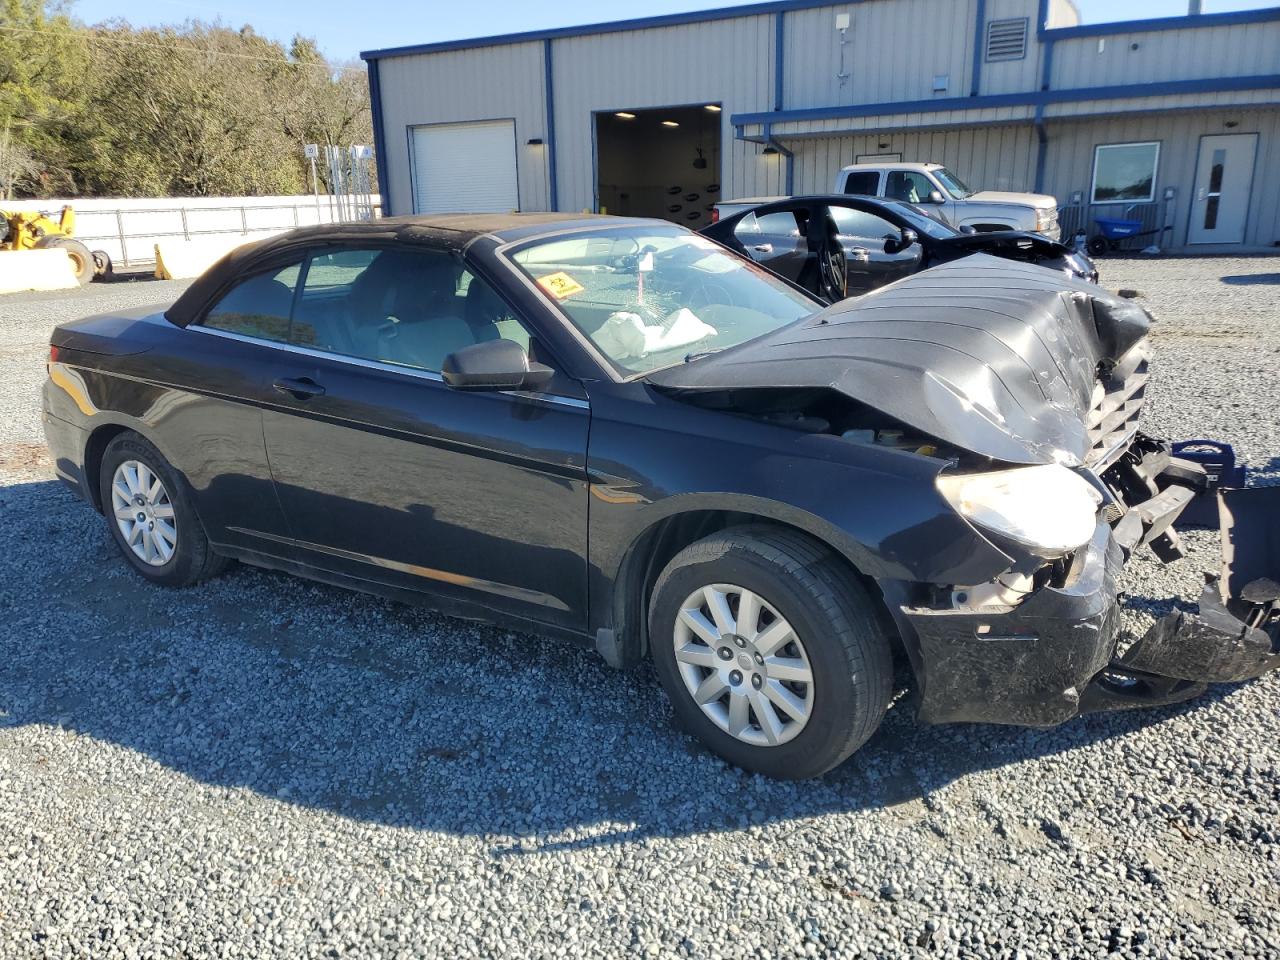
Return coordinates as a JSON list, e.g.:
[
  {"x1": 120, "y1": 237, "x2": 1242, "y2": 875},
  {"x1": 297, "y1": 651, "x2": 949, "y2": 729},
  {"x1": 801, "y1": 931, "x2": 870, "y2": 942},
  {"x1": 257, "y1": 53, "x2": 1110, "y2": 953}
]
[{"x1": 896, "y1": 440, "x2": 1280, "y2": 727}]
